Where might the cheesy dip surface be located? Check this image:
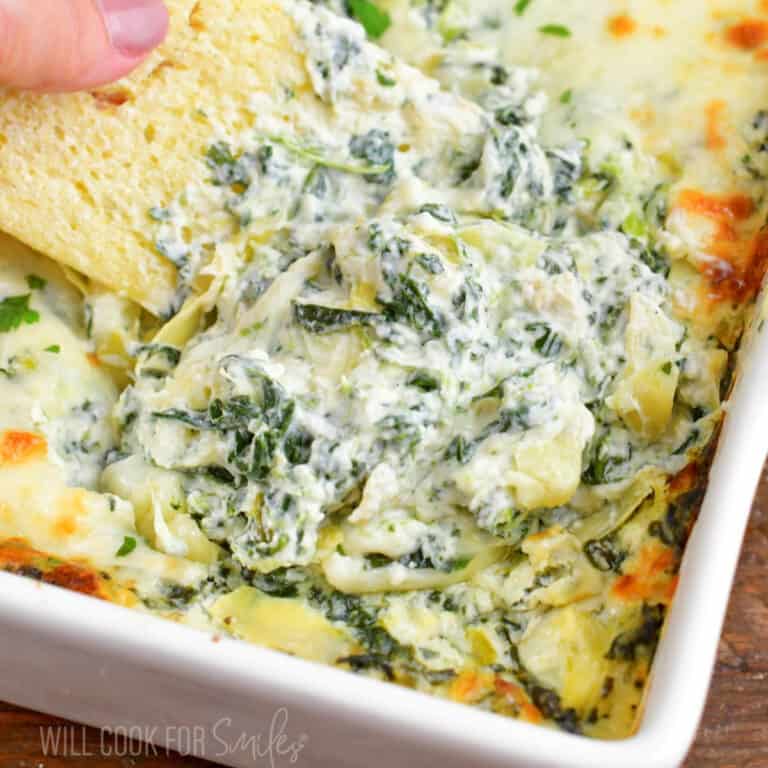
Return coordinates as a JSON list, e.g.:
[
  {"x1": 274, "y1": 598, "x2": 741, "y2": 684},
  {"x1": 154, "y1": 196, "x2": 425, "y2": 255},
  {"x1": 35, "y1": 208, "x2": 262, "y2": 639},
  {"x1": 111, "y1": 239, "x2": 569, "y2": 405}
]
[{"x1": 1, "y1": 0, "x2": 768, "y2": 740}]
